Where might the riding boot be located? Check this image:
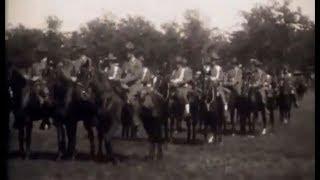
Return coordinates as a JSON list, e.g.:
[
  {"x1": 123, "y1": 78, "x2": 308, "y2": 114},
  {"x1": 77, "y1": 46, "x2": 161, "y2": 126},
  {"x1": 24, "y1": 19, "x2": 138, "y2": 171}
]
[
  {"x1": 105, "y1": 142, "x2": 118, "y2": 165},
  {"x1": 18, "y1": 128, "x2": 25, "y2": 158}
]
